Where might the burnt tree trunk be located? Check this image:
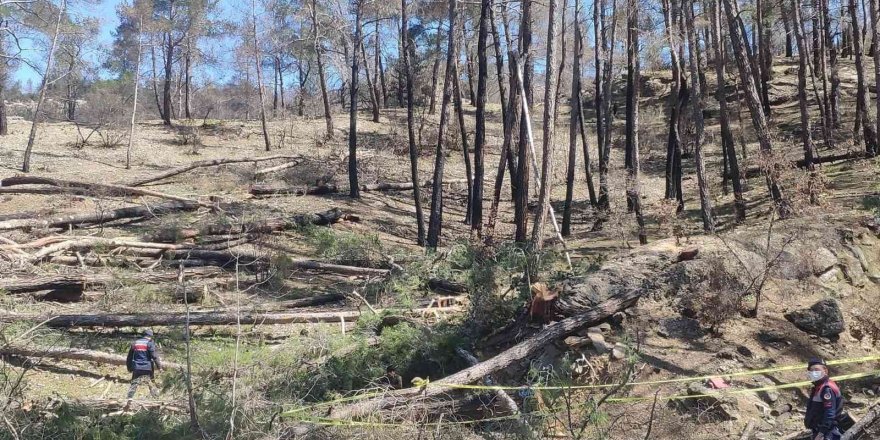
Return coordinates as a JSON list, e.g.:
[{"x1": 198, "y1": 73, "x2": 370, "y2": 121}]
[
  {"x1": 724, "y1": 0, "x2": 791, "y2": 218},
  {"x1": 349, "y1": 1, "x2": 363, "y2": 198},
  {"x1": 428, "y1": 23, "x2": 443, "y2": 115},
  {"x1": 710, "y1": 0, "x2": 745, "y2": 222},
  {"x1": 530, "y1": 0, "x2": 558, "y2": 250},
  {"x1": 562, "y1": 0, "x2": 584, "y2": 237},
  {"x1": 514, "y1": 0, "x2": 534, "y2": 242},
  {"x1": 849, "y1": 0, "x2": 879, "y2": 155},
  {"x1": 625, "y1": 0, "x2": 648, "y2": 244},
  {"x1": 452, "y1": 62, "x2": 474, "y2": 225},
  {"x1": 472, "y1": 0, "x2": 490, "y2": 233},
  {"x1": 685, "y1": 1, "x2": 714, "y2": 232},
  {"x1": 788, "y1": 0, "x2": 818, "y2": 169},
  {"x1": 401, "y1": 0, "x2": 426, "y2": 245},
  {"x1": 662, "y1": 0, "x2": 685, "y2": 210},
  {"x1": 426, "y1": 0, "x2": 460, "y2": 248}
]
